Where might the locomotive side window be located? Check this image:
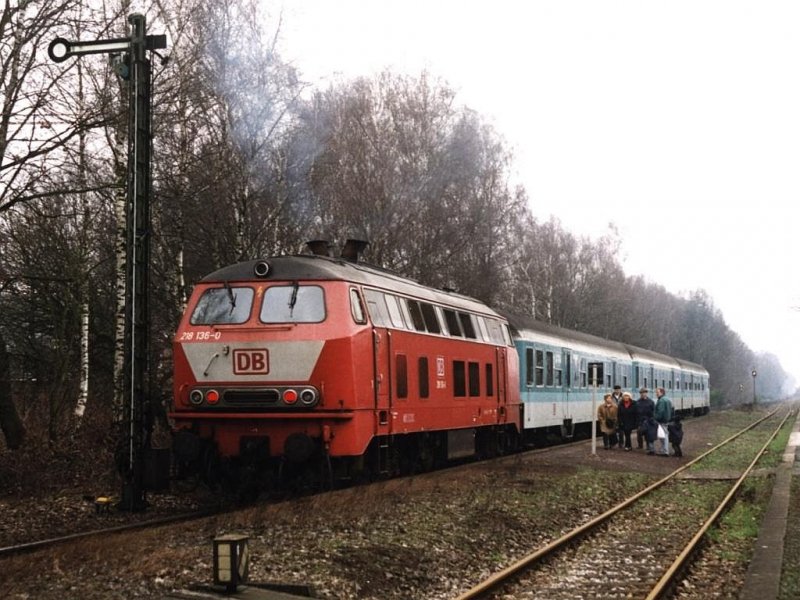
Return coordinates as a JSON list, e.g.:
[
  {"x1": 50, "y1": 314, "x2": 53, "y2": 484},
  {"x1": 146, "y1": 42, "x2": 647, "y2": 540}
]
[
  {"x1": 485, "y1": 363, "x2": 494, "y2": 396},
  {"x1": 397, "y1": 297, "x2": 414, "y2": 329},
  {"x1": 407, "y1": 300, "x2": 426, "y2": 332},
  {"x1": 364, "y1": 289, "x2": 391, "y2": 327},
  {"x1": 484, "y1": 318, "x2": 505, "y2": 345},
  {"x1": 475, "y1": 316, "x2": 489, "y2": 341},
  {"x1": 420, "y1": 302, "x2": 441, "y2": 334},
  {"x1": 459, "y1": 313, "x2": 477, "y2": 339},
  {"x1": 396, "y1": 354, "x2": 408, "y2": 399},
  {"x1": 453, "y1": 360, "x2": 466, "y2": 397},
  {"x1": 384, "y1": 294, "x2": 406, "y2": 328},
  {"x1": 350, "y1": 288, "x2": 367, "y2": 324},
  {"x1": 190, "y1": 286, "x2": 254, "y2": 325},
  {"x1": 261, "y1": 285, "x2": 325, "y2": 323},
  {"x1": 418, "y1": 357, "x2": 429, "y2": 398},
  {"x1": 443, "y1": 309, "x2": 463, "y2": 337},
  {"x1": 468, "y1": 362, "x2": 480, "y2": 396}
]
